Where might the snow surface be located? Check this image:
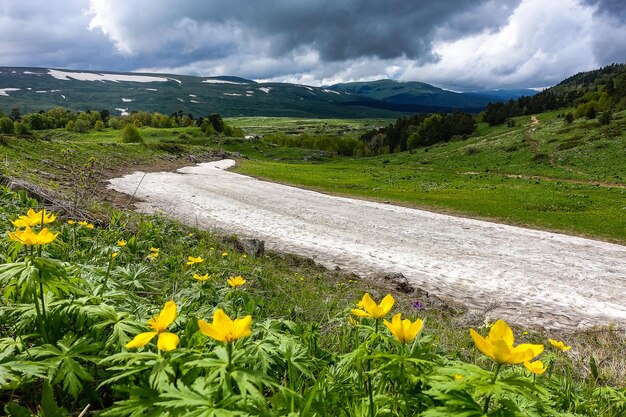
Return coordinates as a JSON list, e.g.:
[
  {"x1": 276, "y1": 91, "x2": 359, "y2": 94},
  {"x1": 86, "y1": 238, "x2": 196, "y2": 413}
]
[
  {"x1": 202, "y1": 79, "x2": 248, "y2": 85},
  {"x1": 121, "y1": 98, "x2": 134, "y2": 102},
  {"x1": 0, "y1": 88, "x2": 20, "y2": 96},
  {"x1": 108, "y1": 160, "x2": 626, "y2": 330},
  {"x1": 48, "y1": 69, "x2": 170, "y2": 83},
  {"x1": 259, "y1": 87, "x2": 271, "y2": 93}
]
